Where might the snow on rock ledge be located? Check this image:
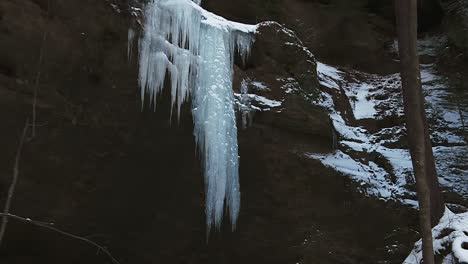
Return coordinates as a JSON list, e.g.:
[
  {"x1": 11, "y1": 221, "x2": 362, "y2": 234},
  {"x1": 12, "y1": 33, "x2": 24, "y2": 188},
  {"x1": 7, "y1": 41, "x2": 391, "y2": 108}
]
[
  {"x1": 311, "y1": 59, "x2": 468, "y2": 205},
  {"x1": 403, "y1": 207, "x2": 468, "y2": 264}
]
